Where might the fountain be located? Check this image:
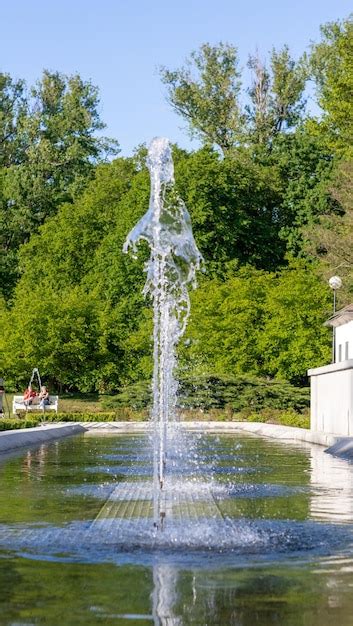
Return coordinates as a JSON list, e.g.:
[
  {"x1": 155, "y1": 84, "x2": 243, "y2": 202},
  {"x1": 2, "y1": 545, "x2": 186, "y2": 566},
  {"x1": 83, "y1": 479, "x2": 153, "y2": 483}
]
[
  {"x1": 123, "y1": 137, "x2": 202, "y2": 529},
  {"x1": 2, "y1": 139, "x2": 353, "y2": 624}
]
